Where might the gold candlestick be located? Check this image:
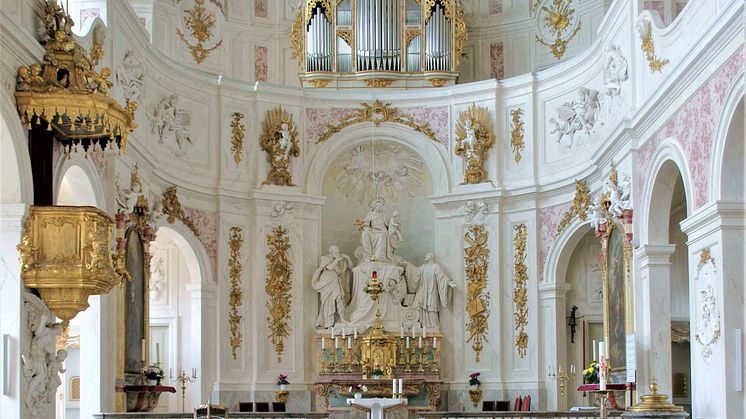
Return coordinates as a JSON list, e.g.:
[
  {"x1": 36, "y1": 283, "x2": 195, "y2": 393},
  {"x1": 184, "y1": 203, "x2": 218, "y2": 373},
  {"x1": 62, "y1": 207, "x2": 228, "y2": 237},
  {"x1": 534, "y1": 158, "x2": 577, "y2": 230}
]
[{"x1": 172, "y1": 368, "x2": 197, "y2": 412}]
